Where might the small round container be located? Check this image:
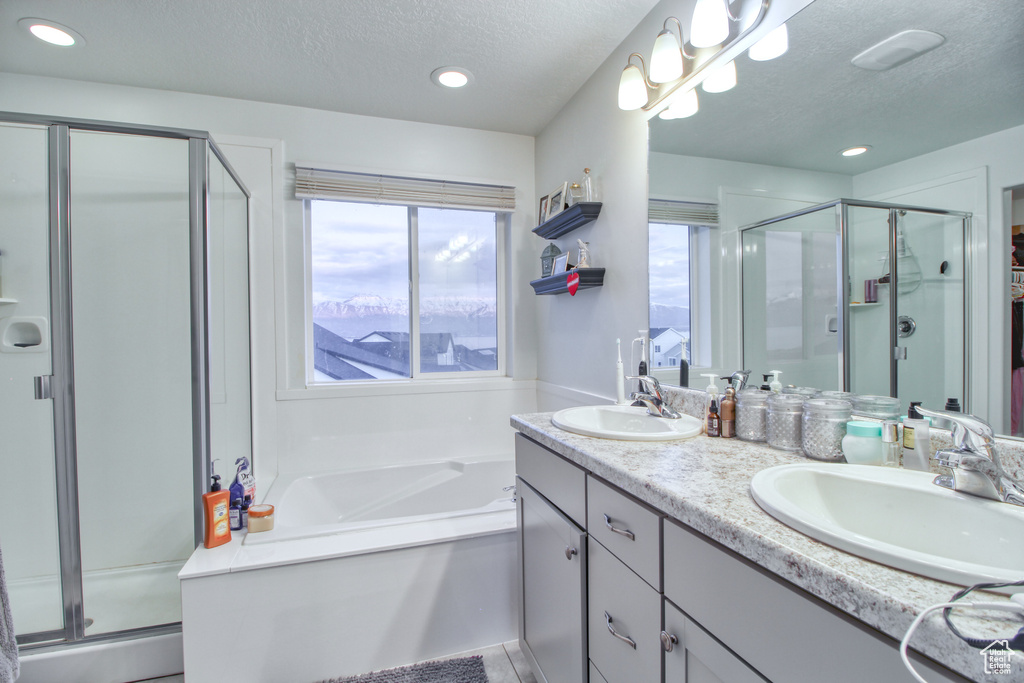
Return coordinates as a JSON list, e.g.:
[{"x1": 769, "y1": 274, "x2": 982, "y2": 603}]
[
  {"x1": 851, "y1": 395, "x2": 901, "y2": 420},
  {"x1": 766, "y1": 393, "x2": 805, "y2": 451},
  {"x1": 736, "y1": 388, "x2": 770, "y2": 442},
  {"x1": 801, "y1": 399, "x2": 853, "y2": 461},
  {"x1": 781, "y1": 386, "x2": 819, "y2": 399},
  {"x1": 247, "y1": 504, "x2": 275, "y2": 533},
  {"x1": 819, "y1": 390, "x2": 854, "y2": 401},
  {"x1": 842, "y1": 421, "x2": 883, "y2": 465}
]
